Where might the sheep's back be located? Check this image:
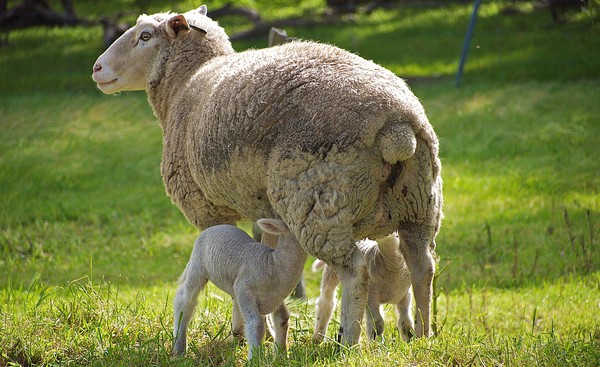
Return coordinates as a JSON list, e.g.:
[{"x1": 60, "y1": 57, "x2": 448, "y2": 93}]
[
  {"x1": 194, "y1": 42, "x2": 425, "y2": 160},
  {"x1": 182, "y1": 42, "x2": 430, "y2": 221}
]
